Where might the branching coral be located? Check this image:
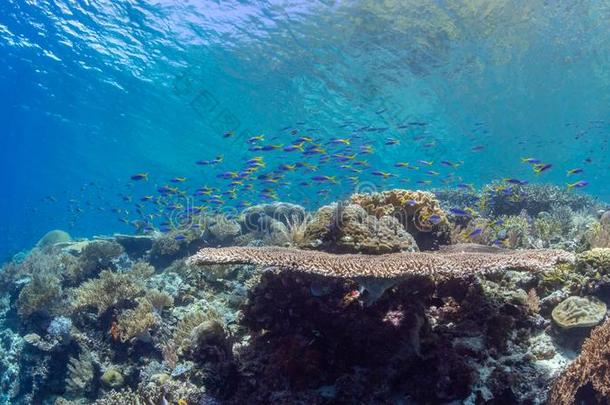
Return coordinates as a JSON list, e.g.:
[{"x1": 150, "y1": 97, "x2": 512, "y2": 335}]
[
  {"x1": 187, "y1": 246, "x2": 574, "y2": 279},
  {"x1": 548, "y1": 319, "x2": 610, "y2": 404},
  {"x1": 72, "y1": 270, "x2": 143, "y2": 315},
  {"x1": 17, "y1": 273, "x2": 63, "y2": 317},
  {"x1": 576, "y1": 248, "x2": 610, "y2": 275},
  {"x1": 173, "y1": 308, "x2": 224, "y2": 354},
  {"x1": 145, "y1": 289, "x2": 174, "y2": 311},
  {"x1": 116, "y1": 299, "x2": 158, "y2": 342}
]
